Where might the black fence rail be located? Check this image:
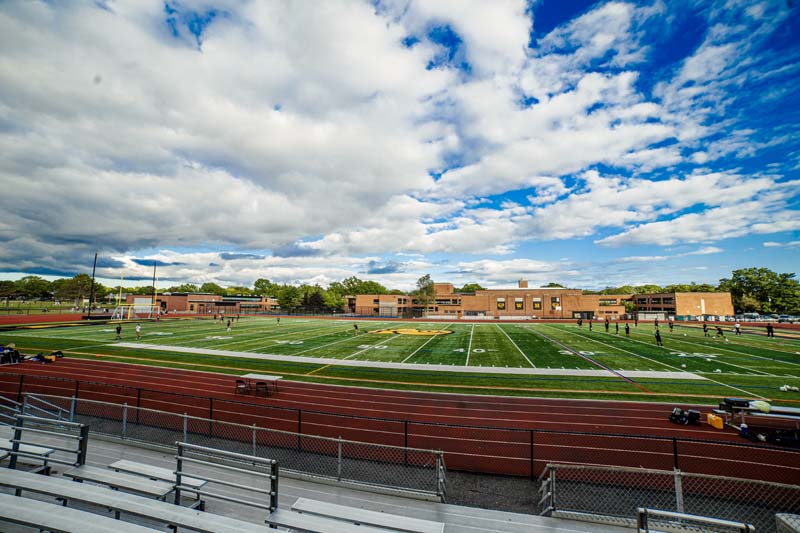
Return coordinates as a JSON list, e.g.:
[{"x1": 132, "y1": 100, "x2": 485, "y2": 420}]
[{"x1": 0, "y1": 371, "x2": 798, "y2": 485}]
